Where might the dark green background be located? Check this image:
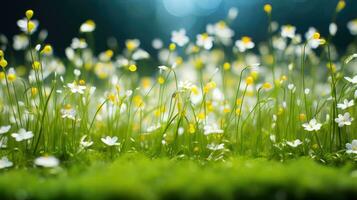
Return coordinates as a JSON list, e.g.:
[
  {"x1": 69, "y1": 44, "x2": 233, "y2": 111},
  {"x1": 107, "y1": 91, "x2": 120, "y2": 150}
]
[{"x1": 1, "y1": 0, "x2": 356, "y2": 55}]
